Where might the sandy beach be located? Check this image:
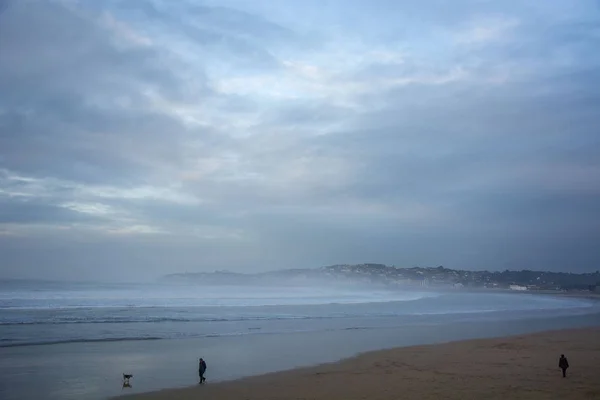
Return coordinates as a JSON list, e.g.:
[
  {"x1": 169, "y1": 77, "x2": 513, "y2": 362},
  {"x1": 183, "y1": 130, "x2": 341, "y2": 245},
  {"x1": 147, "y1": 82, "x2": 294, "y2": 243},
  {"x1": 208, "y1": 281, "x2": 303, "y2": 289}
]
[{"x1": 119, "y1": 327, "x2": 600, "y2": 400}]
